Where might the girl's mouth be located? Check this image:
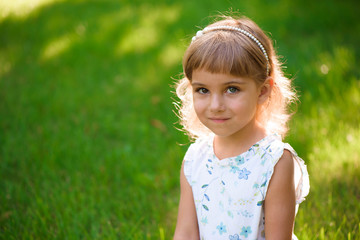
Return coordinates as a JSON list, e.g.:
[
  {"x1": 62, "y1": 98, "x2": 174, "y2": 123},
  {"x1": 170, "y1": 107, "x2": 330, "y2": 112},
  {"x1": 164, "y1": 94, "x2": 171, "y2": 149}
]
[{"x1": 209, "y1": 118, "x2": 230, "y2": 123}]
